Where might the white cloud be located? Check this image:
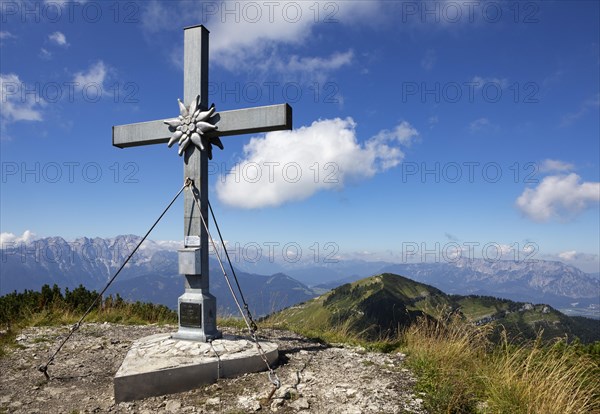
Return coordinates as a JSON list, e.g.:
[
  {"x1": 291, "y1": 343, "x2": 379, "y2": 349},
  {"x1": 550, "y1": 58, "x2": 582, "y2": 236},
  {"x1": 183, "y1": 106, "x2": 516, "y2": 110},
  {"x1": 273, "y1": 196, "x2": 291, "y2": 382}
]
[
  {"x1": 428, "y1": 116, "x2": 439, "y2": 128},
  {"x1": 216, "y1": 118, "x2": 418, "y2": 208},
  {"x1": 237, "y1": 49, "x2": 354, "y2": 83},
  {"x1": 468, "y1": 117, "x2": 490, "y2": 132},
  {"x1": 544, "y1": 251, "x2": 599, "y2": 273},
  {"x1": 538, "y1": 159, "x2": 575, "y2": 173},
  {"x1": 0, "y1": 230, "x2": 37, "y2": 247},
  {"x1": 0, "y1": 73, "x2": 44, "y2": 125},
  {"x1": 371, "y1": 121, "x2": 418, "y2": 146},
  {"x1": 558, "y1": 250, "x2": 577, "y2": 261},
  {"x1": 72, "y1": 61, "x2": 107, "y2": 90},
  {"x1": 273, "y1": 50, "x2": 354, "y2": 75},
  {"x1": 0, "y1": 31, "x2": 15, "y2": 40},
  {"x1": 140, "y1": 0, "x2": 379, "y2": 78},
  {"x1": 140, "y1": 0, "x2": 178, "y2": 34},
  {"x1": 471, "y1": 76, "x2": 509, "y2": 89},
  {"x1": 516, "y1": 173, "x2": 600, "y2": 222},
  {"x1": 561, "y1": 93, "x2": 600, "y2": 126},
  {"x1": 542, "y1": 69, "x2": 563, "y2": 87},
  {"x1": 49, "y1": 31, "x2": 68, "y2": 46},
  {"x1": 208, "y1": 1, "x2": 379, "y2": 55},
  {"x1": 39, "y1": 48, "x2": 52, "y2": 59},
  {"x1": 421, "y1": 49, "x2": 436, "y2": 70},
  {"x1": 523, "y1": 243, "x2": 536, "y2": 254}
]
